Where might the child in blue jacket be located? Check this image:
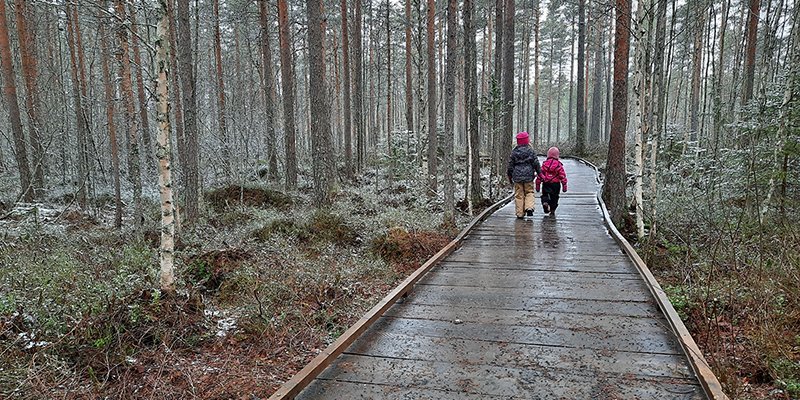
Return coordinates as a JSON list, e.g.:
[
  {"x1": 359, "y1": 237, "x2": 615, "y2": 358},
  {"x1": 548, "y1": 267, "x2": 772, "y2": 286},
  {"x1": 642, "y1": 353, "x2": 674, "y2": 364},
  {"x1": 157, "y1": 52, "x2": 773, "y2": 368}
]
[{"x1": 507, "y1": 132, "x2": 541, "y2": 219}]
